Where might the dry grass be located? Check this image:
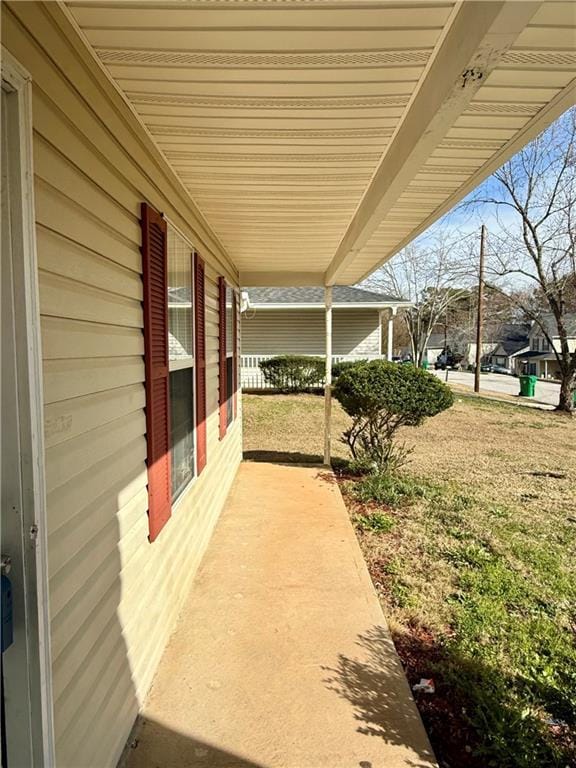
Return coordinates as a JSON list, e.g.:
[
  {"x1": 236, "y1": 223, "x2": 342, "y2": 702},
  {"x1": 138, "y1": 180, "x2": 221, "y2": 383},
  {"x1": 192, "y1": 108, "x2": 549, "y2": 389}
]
[
  {"x1": 243, "y1": 392, "x2": 574, "y2": 490},
  {"x1": 242, "y1": 392, "x2": 351, "y2": 464}
]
